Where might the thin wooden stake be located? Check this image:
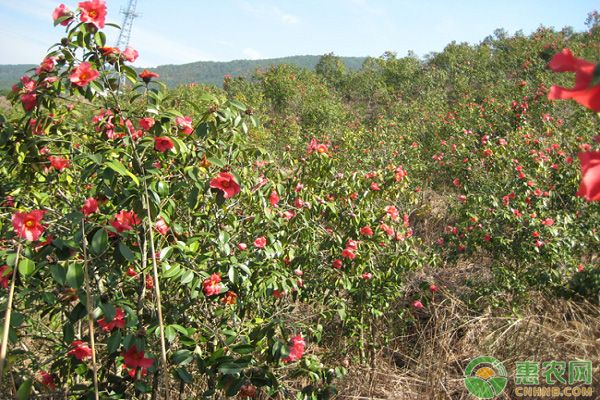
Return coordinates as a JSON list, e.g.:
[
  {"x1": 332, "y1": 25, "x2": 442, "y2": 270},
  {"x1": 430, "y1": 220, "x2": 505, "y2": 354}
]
[{"x1": 0, "y1": 243, "x2": 22, "y2": 384}]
